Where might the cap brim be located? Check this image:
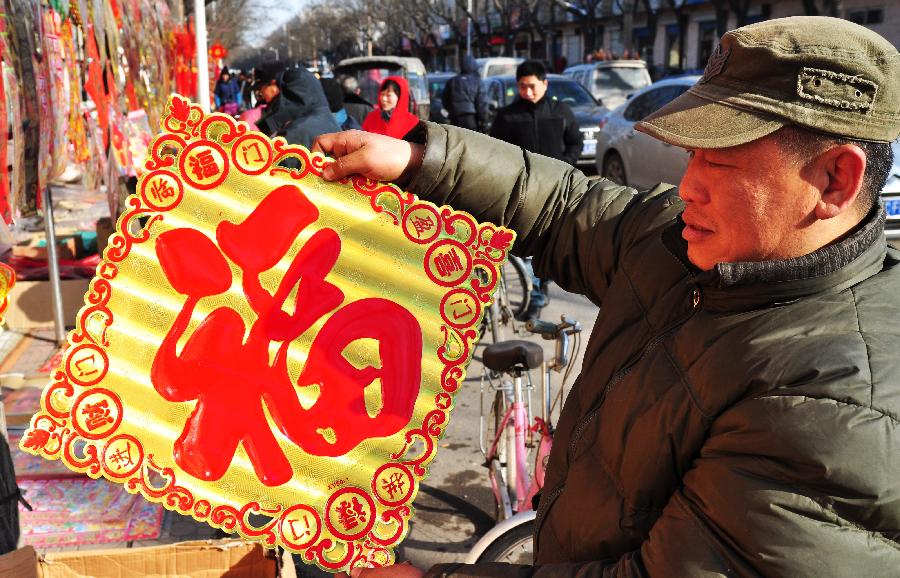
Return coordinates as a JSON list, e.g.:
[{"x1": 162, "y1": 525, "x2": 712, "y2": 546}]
[{"x1": 635, "y1": 89, "x2": 786, "y2": 149}]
